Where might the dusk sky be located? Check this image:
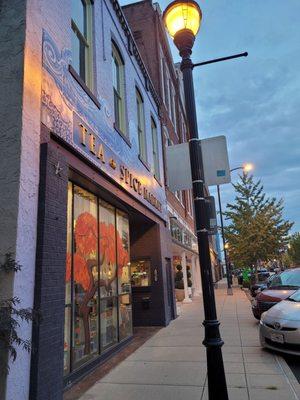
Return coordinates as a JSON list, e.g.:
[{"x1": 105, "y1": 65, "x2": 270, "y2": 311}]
[{"x1": 121, "y1": 0, "x2": 300, "y2": 233}]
